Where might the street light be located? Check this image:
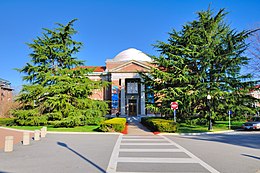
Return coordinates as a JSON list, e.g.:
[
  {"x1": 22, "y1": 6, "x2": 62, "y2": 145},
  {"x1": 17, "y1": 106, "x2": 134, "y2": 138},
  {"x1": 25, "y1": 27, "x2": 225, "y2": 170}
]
[{"x1": 207, "y1": 94, "x2": 213, "y2": 130}]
